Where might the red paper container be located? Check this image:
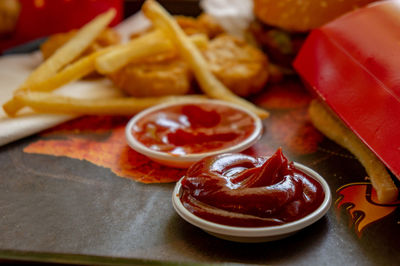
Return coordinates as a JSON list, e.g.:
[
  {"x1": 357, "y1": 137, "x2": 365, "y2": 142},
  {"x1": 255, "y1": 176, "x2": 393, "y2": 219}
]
[
  {"x1": 293, "y1": 0, "x2": 400, "y2": 180},
  {"x1": 1, "y1": 0, "x2": 123, "y2": 52}
]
